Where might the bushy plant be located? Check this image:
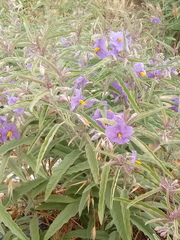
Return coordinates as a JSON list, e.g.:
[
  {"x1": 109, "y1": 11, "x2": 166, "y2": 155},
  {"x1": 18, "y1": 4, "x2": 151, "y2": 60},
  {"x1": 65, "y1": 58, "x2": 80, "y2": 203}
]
[{"x1": 0, "y1": 0, "x2": 180, "y2": 240}]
